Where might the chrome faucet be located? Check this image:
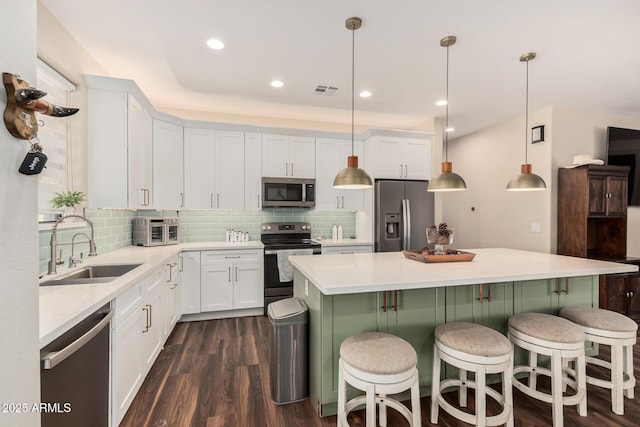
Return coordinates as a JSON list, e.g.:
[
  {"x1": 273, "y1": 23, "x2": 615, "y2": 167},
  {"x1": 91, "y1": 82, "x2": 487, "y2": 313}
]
[
  {"x1": 48, "y1": 214, "x2": 97, "y2": 275},
  {"x1": 69, "y1": 232, "x2": 91, "y2": 268}
]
